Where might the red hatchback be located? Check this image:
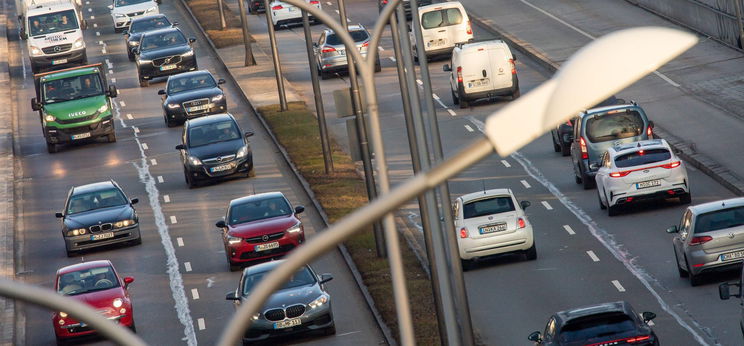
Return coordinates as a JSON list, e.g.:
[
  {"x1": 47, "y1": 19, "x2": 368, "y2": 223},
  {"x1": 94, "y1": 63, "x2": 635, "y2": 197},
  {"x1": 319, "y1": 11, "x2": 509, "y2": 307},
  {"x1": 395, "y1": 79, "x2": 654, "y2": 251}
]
[
  {"x1": 52, "y1": 260, "x2": 135, "y2": 343},
  {"x1": 217, "y1": 192, "x2": 305, "y2": 271}
]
